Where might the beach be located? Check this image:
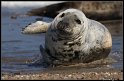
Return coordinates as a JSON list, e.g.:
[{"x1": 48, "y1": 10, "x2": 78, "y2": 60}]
[
  {"x1": 2, "y1": 66, "x2": 123, "y2": 80},
  {"x1": 1, "y1": 1, "x2": 123, "y2": 80}
]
